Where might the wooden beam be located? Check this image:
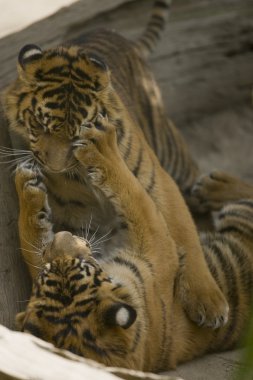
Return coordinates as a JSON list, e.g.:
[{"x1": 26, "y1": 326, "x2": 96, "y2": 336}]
[{"x1": 0, "y1": 324, "x2": 182, "y2": 380}]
